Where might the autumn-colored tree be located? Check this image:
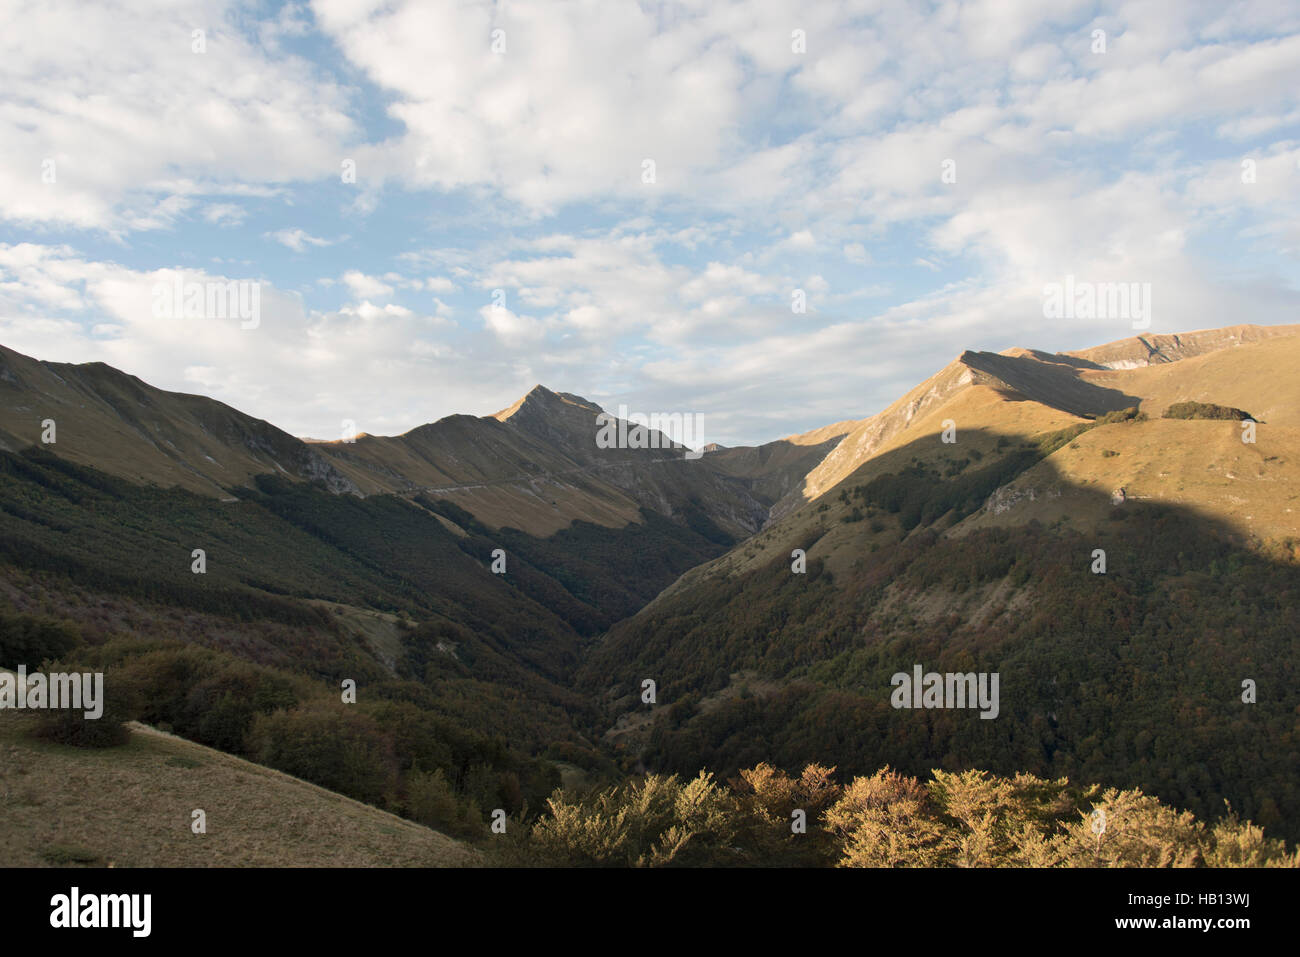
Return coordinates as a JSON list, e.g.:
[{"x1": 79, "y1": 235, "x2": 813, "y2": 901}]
[
  {"x1": 928, "y1": 769, "x2": 1089, "y2": 867},
  {"x1": 733, "y1": 762, "x2": 841, "y2": 864},
  {"x1": 528, "y1": 771, "x2": 740, "y2": 867},
  {"x1": 825, "y1": 767, "x2": 948, "y2": 867}
]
